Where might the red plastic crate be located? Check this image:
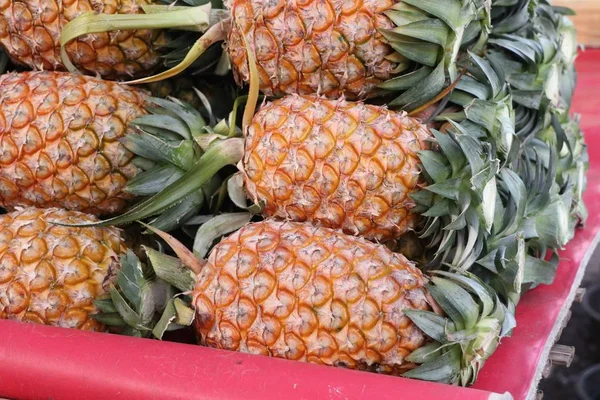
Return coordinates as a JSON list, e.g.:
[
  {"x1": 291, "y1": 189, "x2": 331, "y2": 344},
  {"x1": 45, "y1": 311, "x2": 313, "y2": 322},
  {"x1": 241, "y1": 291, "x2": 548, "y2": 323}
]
[{"x1": 1, "y1": 51, "x2": 599, "y2": 400}]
